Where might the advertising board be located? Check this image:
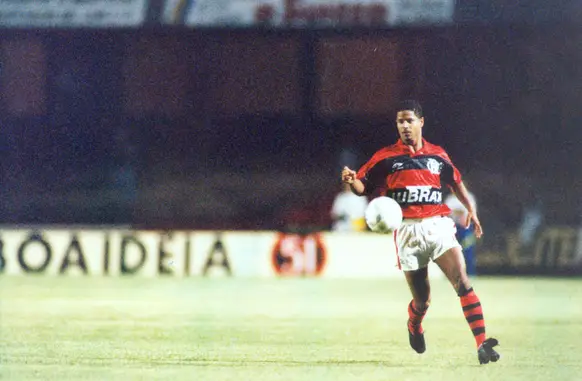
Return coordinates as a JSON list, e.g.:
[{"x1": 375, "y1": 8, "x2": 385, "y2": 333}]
[
  {"x1": 162, "y1": 0, "x2": 455, "y2": 28},
  {"x1": 0, "y1": 0, "x2": 148, "y2": 27}
]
